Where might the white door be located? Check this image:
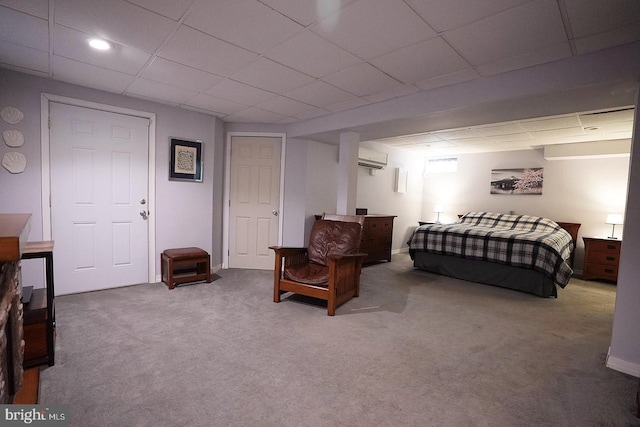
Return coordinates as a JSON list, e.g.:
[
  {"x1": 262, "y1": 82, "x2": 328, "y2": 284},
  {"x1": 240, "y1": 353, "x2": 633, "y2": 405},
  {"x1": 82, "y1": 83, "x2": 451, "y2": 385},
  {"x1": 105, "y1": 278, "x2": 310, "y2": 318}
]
[
  {"x1": 50, "y1": 102, "x2": 149, "y2": 294},
  {"x1": 229, "y1": 136, "x2": 281, "y2": 269}
]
